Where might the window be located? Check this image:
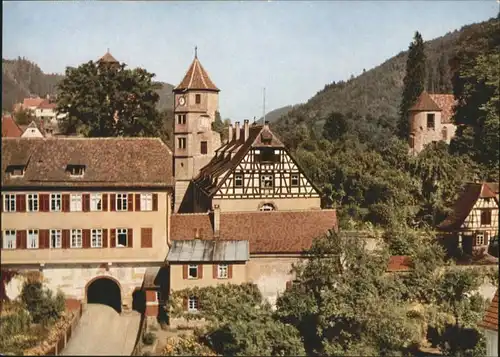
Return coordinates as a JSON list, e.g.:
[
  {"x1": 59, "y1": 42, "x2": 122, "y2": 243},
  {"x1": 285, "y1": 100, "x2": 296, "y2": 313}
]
[
  {"x1": 91, "y1": 229, "x2": 103, "y2": 248},
  {"x1": 50, "y1": 193, "x2": 62, "y2": 212},
  {"x1": 260, "y1": 203, "x2": 275, "y2": 211},
  {"x1": 427, "y1": 114, "x2": 435, "y2": 129},
  {"x1": 481, "y1": 210, "x2": 492, "y2": 226},
  {"x1": 261, "y1": 174, "x2": 274, "y2": 188},
  {"x1": 3, "y1": 230, "x2": 16, "y2": 249},
  {"x1": 177, "y1": 114, "x2": 186, "y2": 125},
  {"x1": 70, "y1": 194, "x2": 82, "y2": 212},
  {"x1": 188, "y1": 296, "x2": 199, "y2": 312},
  {"x1": 234, "y1": 174, "x2": 243, "y2": 187},
  {"x1": 27, "y1": 194, "x2": 38, "y2": 212},
  {"x1": 90, "y1": 193, "x2": 102, "y2": 211},
  {"x1": 291, "y1": 174, "x2": 299, "y2": 187},
  {"x1": 71, "y1": 229, "x2": 82, "y2": 248},
  {"x1": 7, "y1": 165, "x2": 25, "y2": 177},
  {"x1": 441, "y1": 127, "x2": 447, "y2": 141},
  {"x1": 116, "y1": 193, "x2": 128, "y2": 211},
  {"x1": 28, "y1": 229, "x2": 39, "y2": 249},
  {"x1": 200, "y1": 141, "x2": 208, "y2": 155},
  {"x1": 50, "y1": 229, "x2": 62, "y2": 248},
  {"x1": 259, "y1": 148, "x2": 277, "y2": 163},
  {"x1": 409, "y1": 135, "x2": 415, "y2": 149},
  {"x1": 178, "y1": 137, "x2": 187, "y2": 149},
  {"x1": 217, "y1": 264, "x2": 228, "y2": 279},
  {"x1": 3, "y1": 194, "x2": 16, "y2": 212},
  {"x1": 68, "y1": 165, "x2": 85, "y2": 177},
  {"x1": 140, "y1": 193, "x2": 153, "y2": 211},
  {"x1": 195, "y1": 94, "x2": 201, "y2": 104},
  {"x1": 188, "y1": 264, "x2": 198, "y2": 279},
  {"x1": 475, "y1": 232, "x2": 485, "y2": 246},
  {"x1": 116, "y1": 228, "x2": 128, "y2": 247}
]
